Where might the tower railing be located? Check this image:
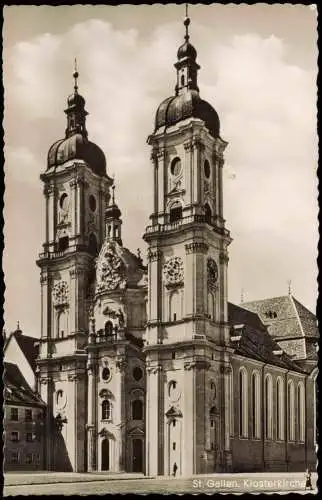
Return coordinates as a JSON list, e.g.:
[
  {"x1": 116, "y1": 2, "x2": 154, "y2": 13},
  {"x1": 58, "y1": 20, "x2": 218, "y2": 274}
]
[{"x1": 145, "y1": 214, "x2": 230, "y2": 237}]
